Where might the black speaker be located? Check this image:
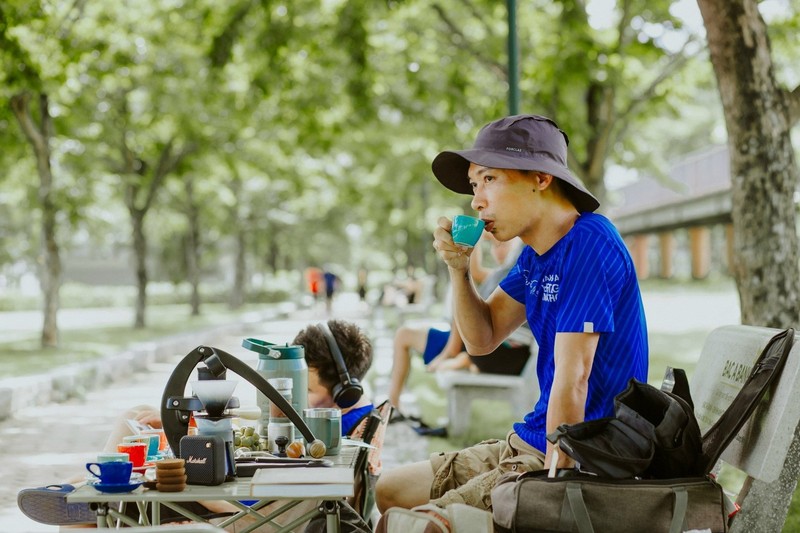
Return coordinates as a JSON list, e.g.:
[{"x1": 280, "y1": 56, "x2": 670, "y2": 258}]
[
  {"x1": 318, "y1": 322, "x2": 363, "y2": 408},
  {"x1": 180, "y1": 435, "x2": 227, "y2": 486}
]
